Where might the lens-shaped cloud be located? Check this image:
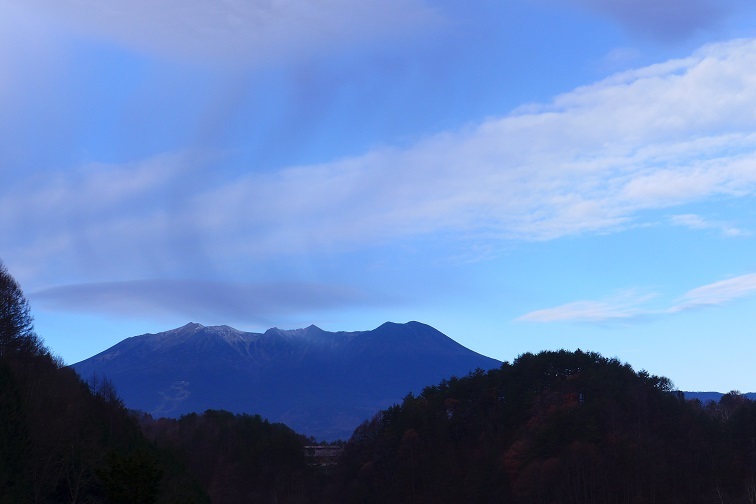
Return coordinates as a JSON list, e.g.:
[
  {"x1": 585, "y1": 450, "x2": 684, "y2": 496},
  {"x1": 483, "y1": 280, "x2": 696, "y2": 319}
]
[{"x1": 31, "y1": 279, "x2": 392, "y2": 325}]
